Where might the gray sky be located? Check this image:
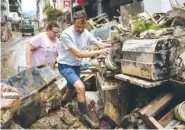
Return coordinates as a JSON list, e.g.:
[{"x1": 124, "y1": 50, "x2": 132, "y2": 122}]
[{"x1": 22, "y1": 0, "x2": 36, "y2": 13}]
